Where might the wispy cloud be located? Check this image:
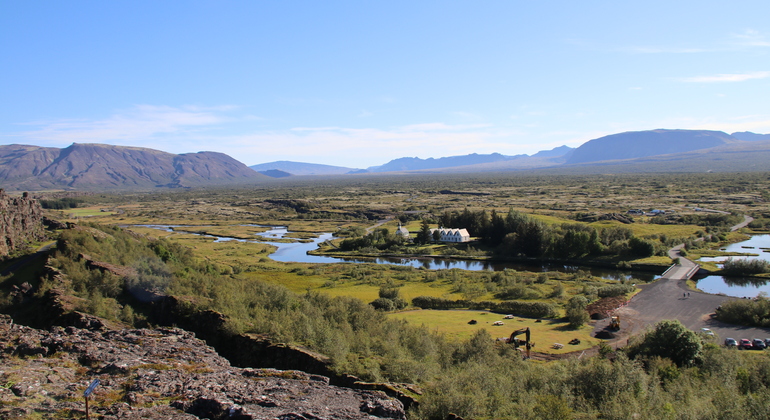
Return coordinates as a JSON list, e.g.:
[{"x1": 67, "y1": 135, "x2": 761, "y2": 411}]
[
  {"x1": 618, "y1": 30, "x2": 770, "y2": 55},
  {"x1": 679, "y1": 71, "x2": 770, "y2": 83},
  {"x1": 730, "y1": 29, "x2": 770, "y2": 48},
  {"x1": 225, "y1": 123, "x2": 522, "y2": 166},
  {"x1": 10, "y1": 105, "x2": 233, "y2": 147},
  {"x1": 623, "y1": 46, "x2": 706, "y2": 54}
]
